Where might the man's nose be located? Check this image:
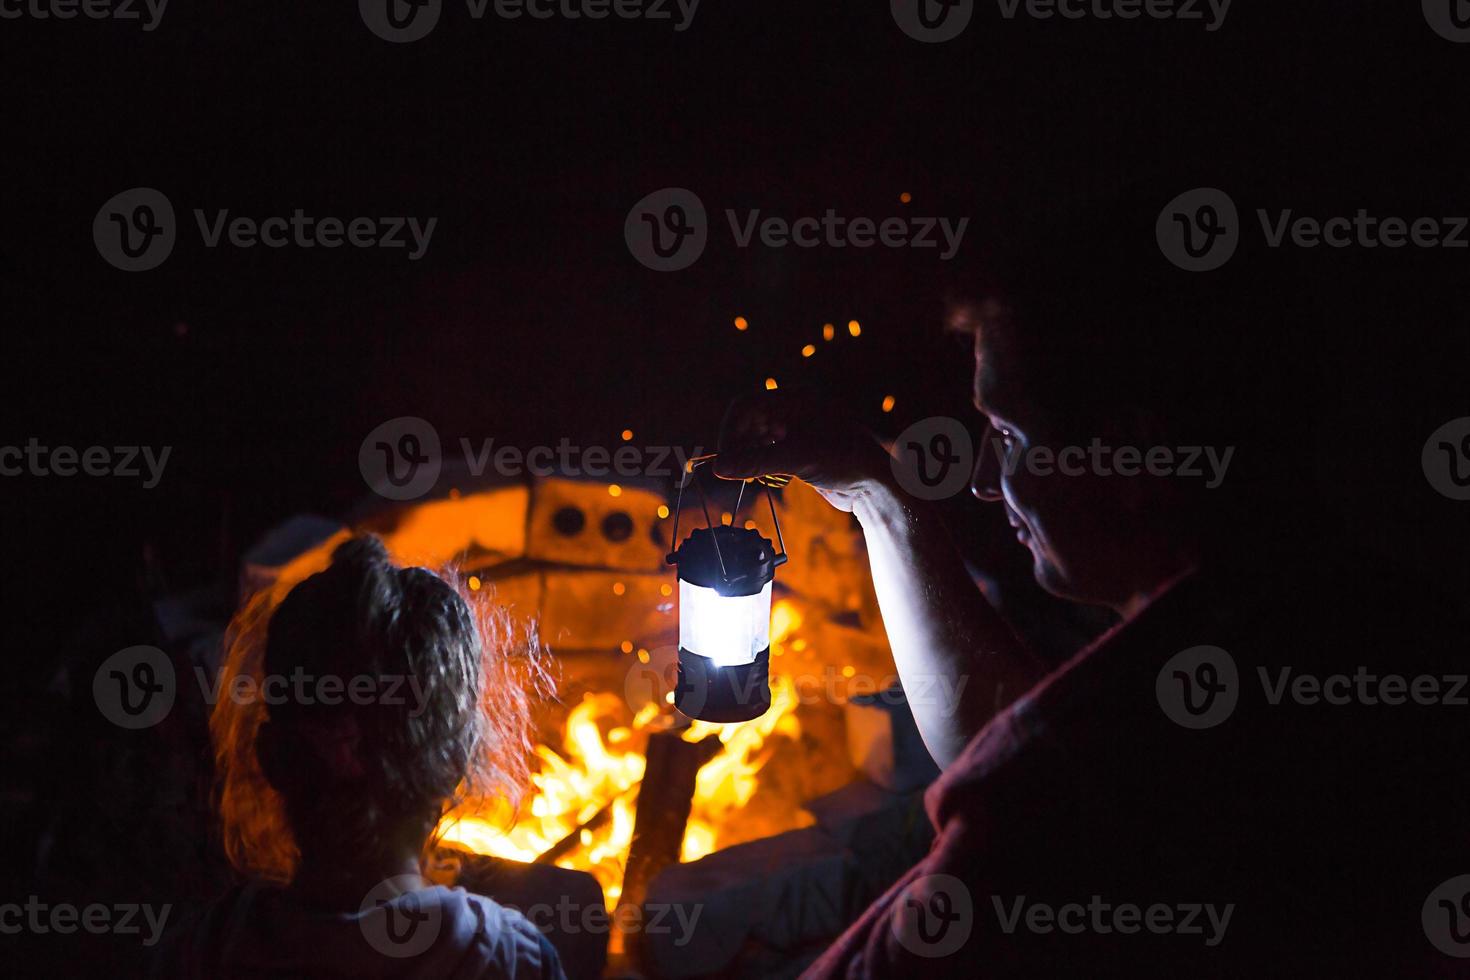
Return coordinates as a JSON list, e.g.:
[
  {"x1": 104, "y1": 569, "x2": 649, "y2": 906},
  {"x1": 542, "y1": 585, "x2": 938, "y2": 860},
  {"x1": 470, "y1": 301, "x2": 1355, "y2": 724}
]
[{"x1": 971, "y1": 428, "x2": 1003, "y2": 501}]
